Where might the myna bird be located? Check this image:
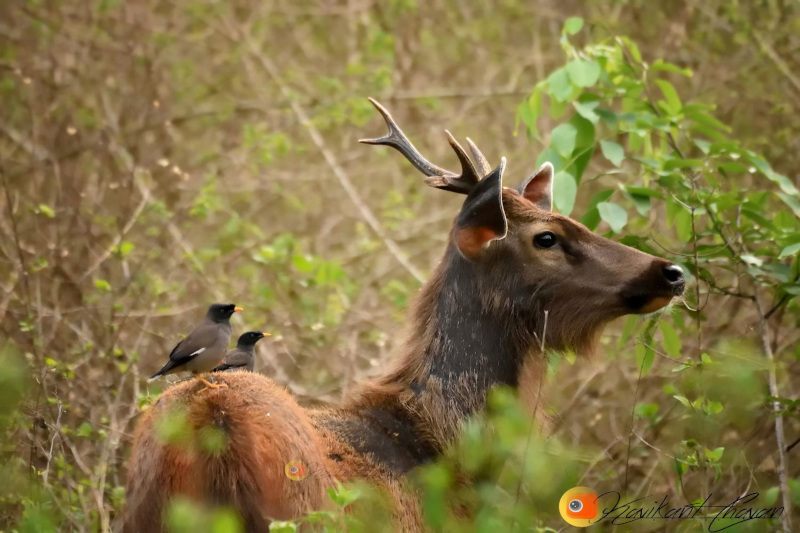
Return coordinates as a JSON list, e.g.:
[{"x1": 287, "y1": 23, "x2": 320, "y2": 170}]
[
  {"x1": 213, "y1": 331, "x2": 270, "y2": 373},
  {"x1": 148, "y1": 303, "x2": 243, "y2": 390}
]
